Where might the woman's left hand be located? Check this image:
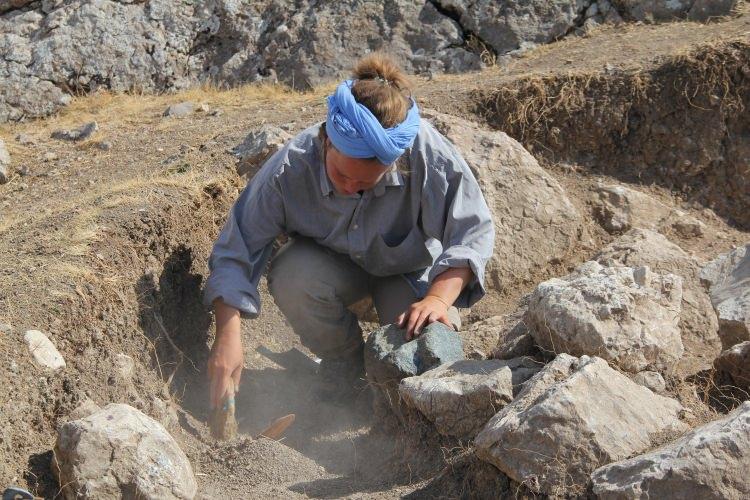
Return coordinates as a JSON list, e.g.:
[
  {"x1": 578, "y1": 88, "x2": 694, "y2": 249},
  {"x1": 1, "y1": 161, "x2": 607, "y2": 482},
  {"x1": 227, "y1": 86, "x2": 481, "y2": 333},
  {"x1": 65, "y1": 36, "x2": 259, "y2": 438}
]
[{"x1": 397, "y1": 296, "x2": 452, "y2": 340}]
